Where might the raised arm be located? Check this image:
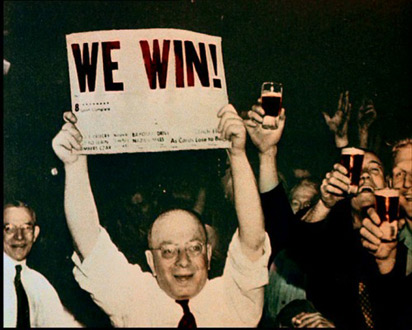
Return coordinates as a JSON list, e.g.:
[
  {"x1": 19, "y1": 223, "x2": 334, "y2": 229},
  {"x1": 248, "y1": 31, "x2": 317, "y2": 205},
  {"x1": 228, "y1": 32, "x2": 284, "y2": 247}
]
[
  {"x1": 357, "y1": 98, "x2": 377, "y2": 149},
  {"x1": 302, "y1": 163, "x2": 351, "y2": 223},
  {"x1": 52, "y1": 112, "x2": 100, "y2": 261},
  {"x1": 217, "y1": 104, "x2": 266, "y2": 261},
  {"x1": 244, "y1": 101, "x2": 286, "y2": 193},
  {"x1": 322, "y1": 91, "x2": 351, "y2": 149}
]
